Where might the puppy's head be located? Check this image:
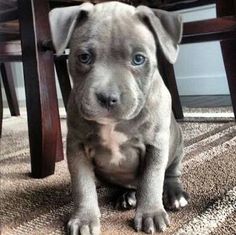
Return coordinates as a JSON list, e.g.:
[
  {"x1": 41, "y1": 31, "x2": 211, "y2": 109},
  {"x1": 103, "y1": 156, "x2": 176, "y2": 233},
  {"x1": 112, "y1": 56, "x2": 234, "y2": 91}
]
[{"x1": 49, "y1": 2, "x2": 182, "y2": 124}]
